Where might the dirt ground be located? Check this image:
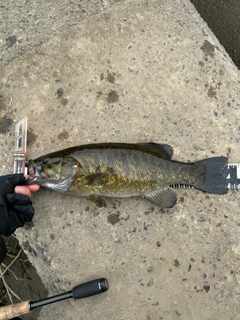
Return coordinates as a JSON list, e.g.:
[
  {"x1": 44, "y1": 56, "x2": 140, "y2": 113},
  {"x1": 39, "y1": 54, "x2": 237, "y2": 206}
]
[{"x1": 0, "y1": 236, "x2": 47, "y2": 320}]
